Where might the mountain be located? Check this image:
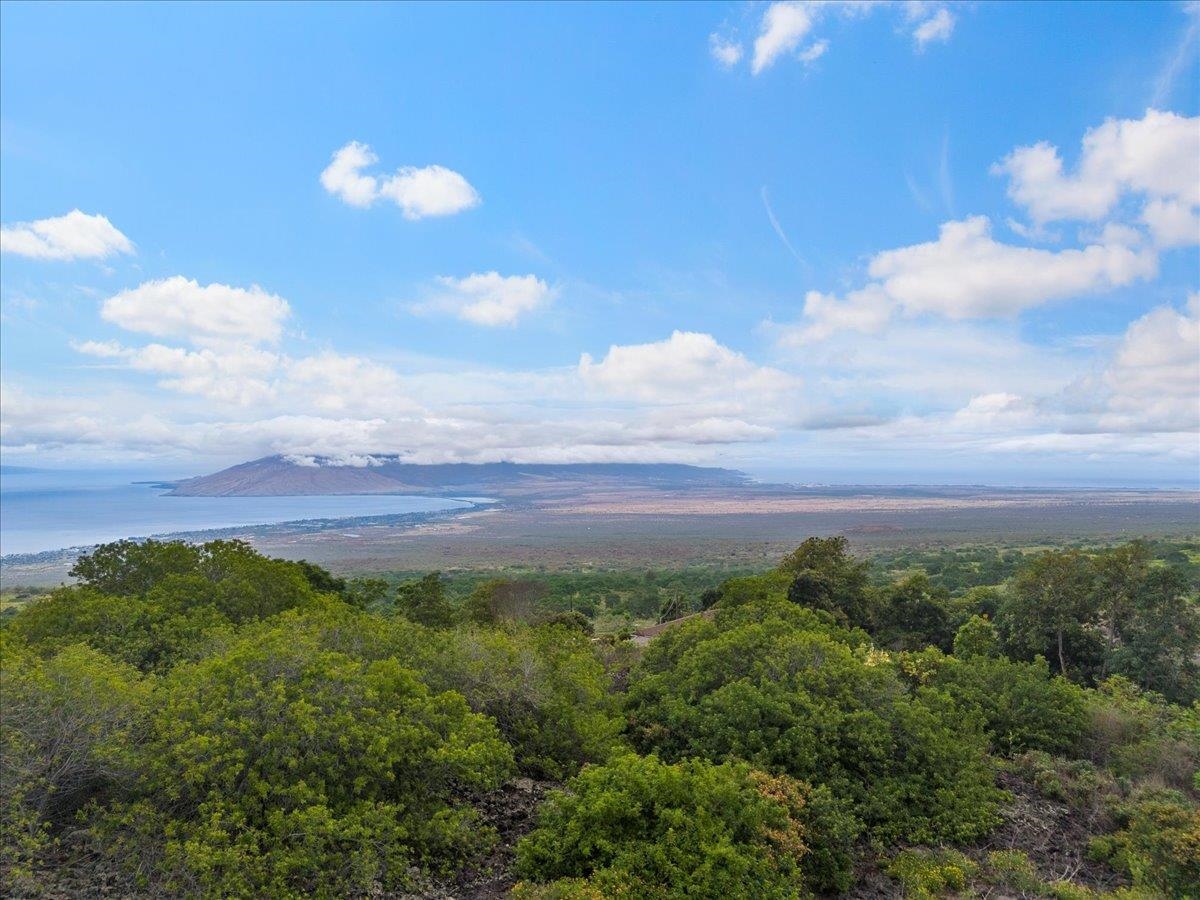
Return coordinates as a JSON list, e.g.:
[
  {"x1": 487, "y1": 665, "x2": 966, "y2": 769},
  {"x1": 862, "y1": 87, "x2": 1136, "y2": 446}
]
[{"x1": 168, "y1": 455, "x2": 751, "y2": 497}]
